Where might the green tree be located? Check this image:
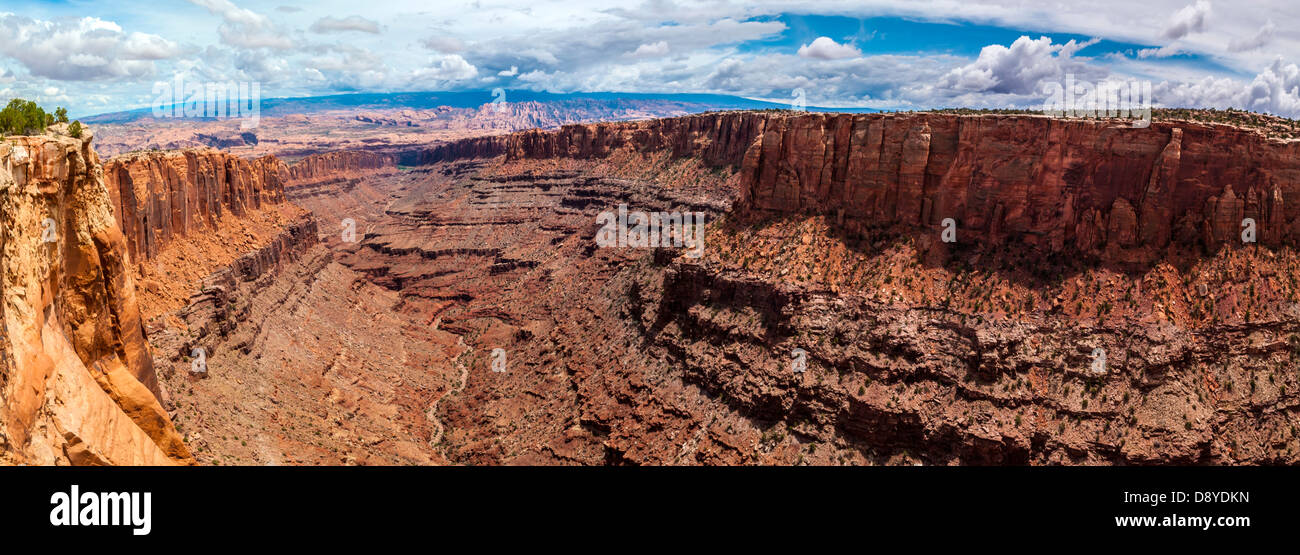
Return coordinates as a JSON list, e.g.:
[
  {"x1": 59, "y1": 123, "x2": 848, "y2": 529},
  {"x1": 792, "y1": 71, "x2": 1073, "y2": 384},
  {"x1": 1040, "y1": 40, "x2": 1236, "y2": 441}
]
[
  {"x1": 0, "y1": 98, "x2": 51, "y2": 136},
  {"x1": 68, "y1": 120, "x2": 83, "y2": 139},
  {"x1": 55, "y1": 107, "x2": 68, "y2": 123}
]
